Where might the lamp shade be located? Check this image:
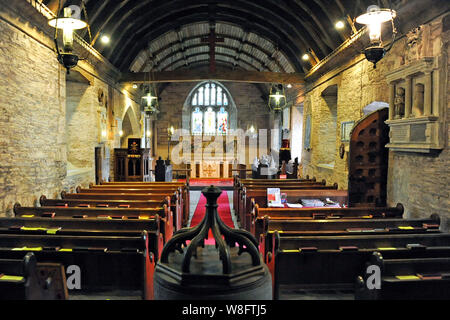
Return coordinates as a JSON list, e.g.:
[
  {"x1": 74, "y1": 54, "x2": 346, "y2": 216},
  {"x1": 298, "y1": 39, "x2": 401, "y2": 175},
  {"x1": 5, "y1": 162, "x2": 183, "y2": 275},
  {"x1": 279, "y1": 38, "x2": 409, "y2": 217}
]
[
  {"x1": 355, "y1": 6, "x2": 396, "y2": 25},
  {"x1": 48, "y1": 7, "x2": 87, "y2": 30},
  {"x1": 268, "y1": 84, "x2": 286, "y2": 112}
]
